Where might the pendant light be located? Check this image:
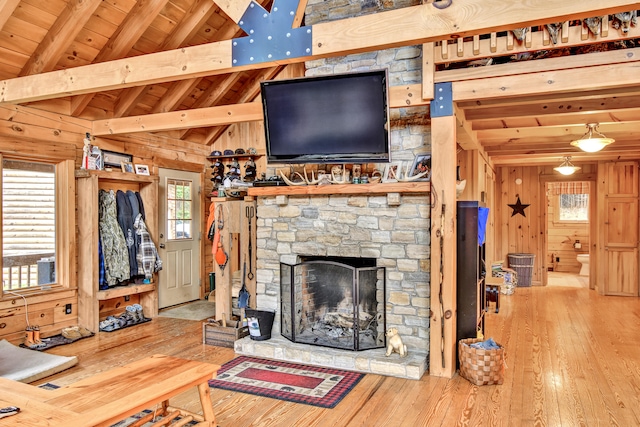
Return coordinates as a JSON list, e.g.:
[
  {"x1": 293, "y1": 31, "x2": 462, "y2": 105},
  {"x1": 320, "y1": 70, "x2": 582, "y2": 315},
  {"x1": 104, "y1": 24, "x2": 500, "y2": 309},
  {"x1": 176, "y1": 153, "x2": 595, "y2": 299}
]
[
  {"x1": 570, "y1": 123, "x2": 614, "y2": 153},
  {"x1": 554, "y1": 156, "x2": 581, "y2": 176}
]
